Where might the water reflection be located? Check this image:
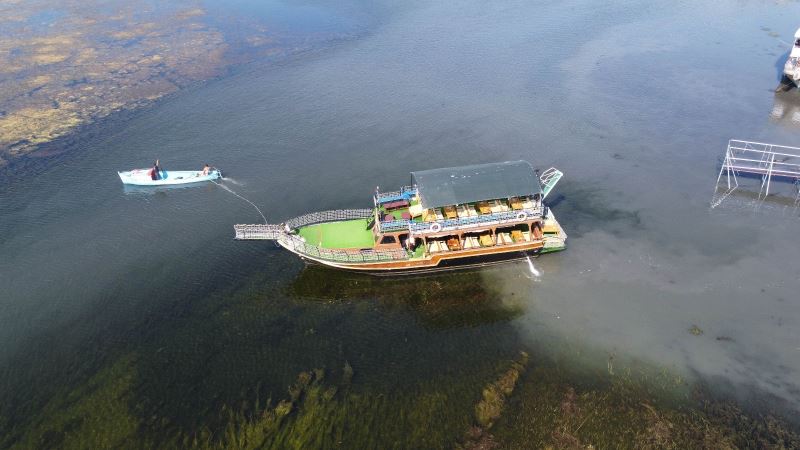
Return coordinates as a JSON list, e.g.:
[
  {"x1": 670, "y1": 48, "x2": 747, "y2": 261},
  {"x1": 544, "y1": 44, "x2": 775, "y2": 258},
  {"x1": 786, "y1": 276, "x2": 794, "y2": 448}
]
[
  {"x1": 290, "y1": 265, "x2": 524, "y2": 329},
  {"x1": 770, "y1": 90, "x2": 800, "y2": 126}
]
